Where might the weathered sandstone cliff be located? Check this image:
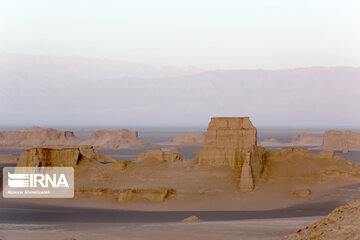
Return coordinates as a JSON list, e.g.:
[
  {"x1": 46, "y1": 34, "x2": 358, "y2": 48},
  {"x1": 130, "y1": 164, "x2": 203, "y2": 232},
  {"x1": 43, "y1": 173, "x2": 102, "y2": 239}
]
[
  {"x1": 283, "y1": 198, "x2": 360, "y2": 240},
  {"x1": 17, "y1": 146, "x2": 115, "y2": 167},
  {"x1": 0, "y1": 127, "x2": 148, "y2": 149},
  {"x1": 322, "y1": 130, "x2": 360, "y2": 150},
  {"x1": 0, "y1": 127, "x2": 80, "y2": 148},
  {"x1": 136, "y1": 148, "x2": 181, "y2": 162},
  {"x1": 172, "y1": 133, "x2": 205, "y2": 146},
  {"x1": 196, "y1": 117, "x2": 268, "y2": 190},
  {"x1": 81, "y1": 129, "x2": 148, "y2": 149},
  {"x1": 291, "y1": 132, "x2": 323, "y2": 145},
  {"x1": 260, "y1": 132, "x2": 322, "y2": 147}
]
